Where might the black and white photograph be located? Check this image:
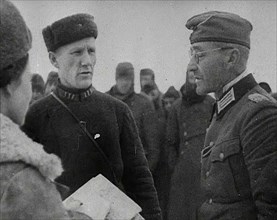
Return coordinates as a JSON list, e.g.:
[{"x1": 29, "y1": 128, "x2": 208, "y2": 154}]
[{"x1": 0, "y1": 0, "x2": 276, "y2": 219}]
